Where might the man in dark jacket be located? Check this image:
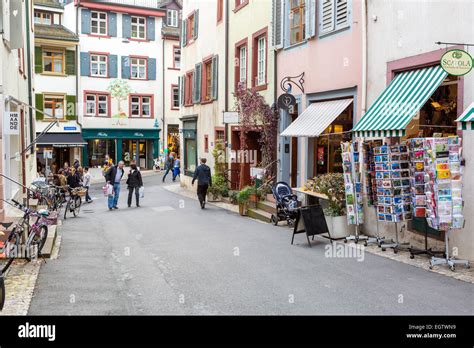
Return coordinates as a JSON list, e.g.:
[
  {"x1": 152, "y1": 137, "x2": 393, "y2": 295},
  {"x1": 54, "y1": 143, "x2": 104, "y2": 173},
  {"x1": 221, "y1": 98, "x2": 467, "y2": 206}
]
[
  {"x1": 105, "y1": 161, "x2": 125, "y2": 210},
  {"x1": 126, "y1": 161, "x2": 143, "y2": 207},
  {"x1": 192, "y1": 158, "x2": 212, "y2": 209}
]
